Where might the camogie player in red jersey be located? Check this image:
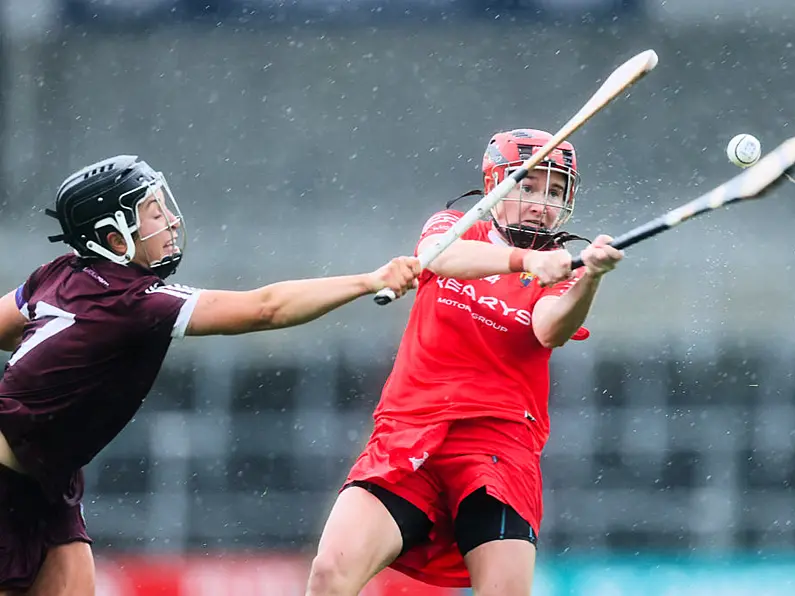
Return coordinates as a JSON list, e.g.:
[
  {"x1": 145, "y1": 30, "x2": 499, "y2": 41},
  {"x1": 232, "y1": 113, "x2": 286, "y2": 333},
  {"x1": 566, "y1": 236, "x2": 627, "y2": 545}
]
[{"x1": 306, "y1": 129, "x2": 623, "y2": 596}]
